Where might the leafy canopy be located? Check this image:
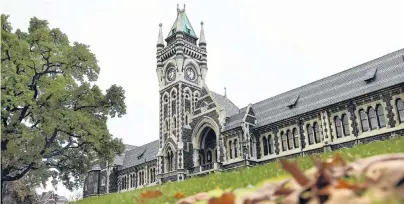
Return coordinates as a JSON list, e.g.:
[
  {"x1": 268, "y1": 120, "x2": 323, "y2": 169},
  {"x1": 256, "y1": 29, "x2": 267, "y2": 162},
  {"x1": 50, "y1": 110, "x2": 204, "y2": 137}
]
[{"x1": 1, "y1": 14, "x2": 126, "y2": 190}]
